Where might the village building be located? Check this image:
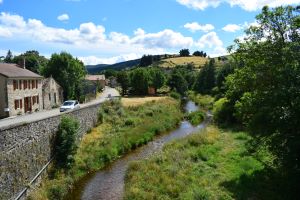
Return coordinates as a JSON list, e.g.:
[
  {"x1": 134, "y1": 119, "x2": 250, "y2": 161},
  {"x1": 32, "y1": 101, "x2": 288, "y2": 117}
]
[
  {"x1": 0, "y1": 63, "x2": 43, "y2": 118},
  {"x1": 85, "y1": 75, "x2": 106, "y2": 89},
  {"x1": 42, "y1": 77, "x2": 64, "y2": 110}
]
